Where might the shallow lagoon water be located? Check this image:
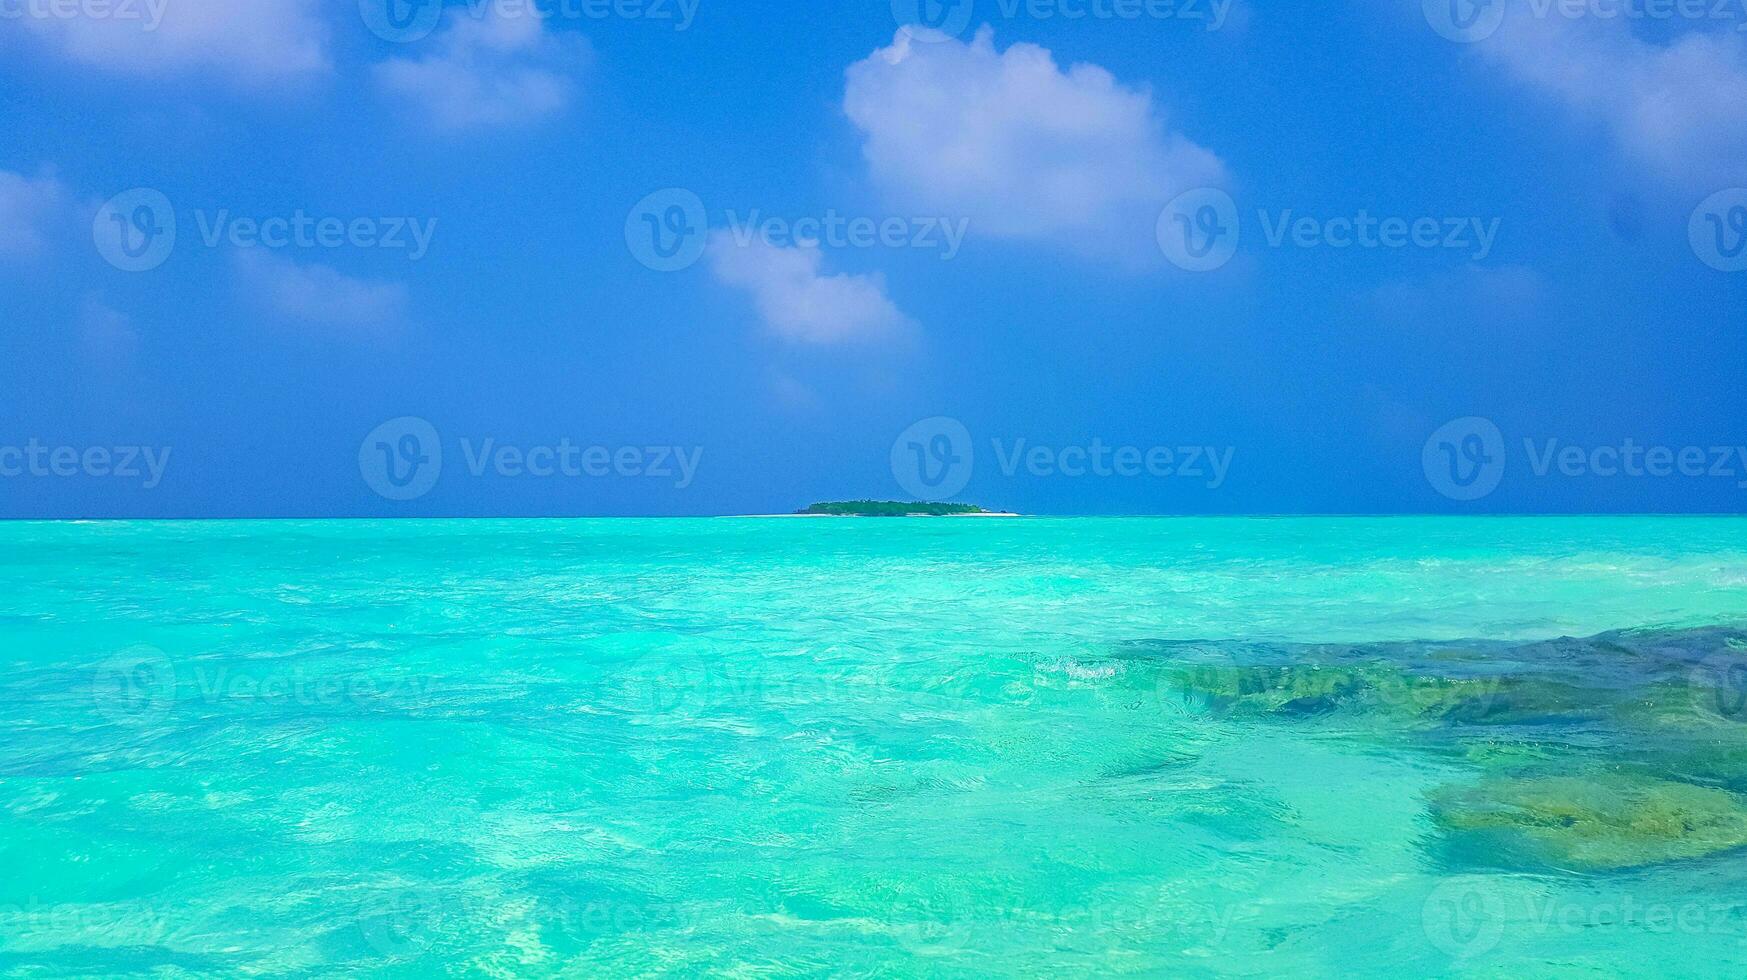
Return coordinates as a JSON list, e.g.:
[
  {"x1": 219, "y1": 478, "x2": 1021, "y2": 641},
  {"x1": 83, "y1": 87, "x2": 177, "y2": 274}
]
[{"x1": 2, "y1": 517, "x2": 1746, "y2": 977}]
